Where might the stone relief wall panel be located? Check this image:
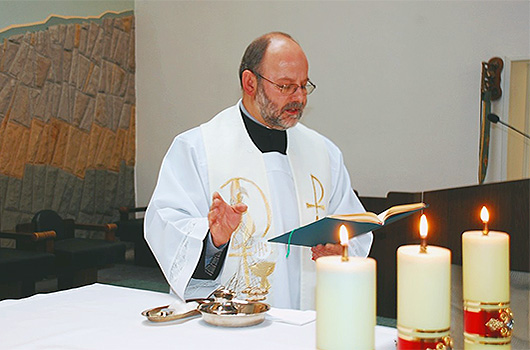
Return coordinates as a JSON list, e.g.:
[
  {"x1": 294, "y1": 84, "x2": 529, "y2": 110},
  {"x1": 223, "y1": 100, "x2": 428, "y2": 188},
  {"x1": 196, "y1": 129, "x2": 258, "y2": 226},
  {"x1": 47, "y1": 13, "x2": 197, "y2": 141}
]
[{"x1": 0, "y1": 12, "x2": 135, "y2": 234}]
